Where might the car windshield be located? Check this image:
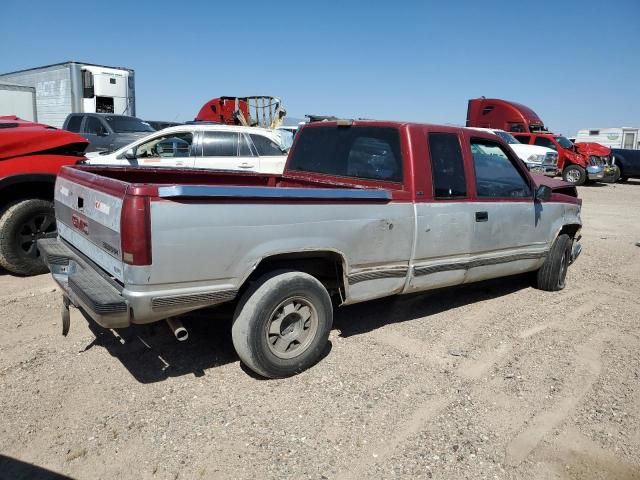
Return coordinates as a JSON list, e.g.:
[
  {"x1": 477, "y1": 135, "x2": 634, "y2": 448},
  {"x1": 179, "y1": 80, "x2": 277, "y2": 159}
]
[
  {"x1": 494, "y1": 131, "x2": 519, "y2": 144},
  {"x1": 555, "y1": 136, "x2": 574, "y2": 149},
  {"x1": 105, "y1": 116, "x2": 154, "y2": 133},
  {"x1": 275, "y1": 130, "x2": 294, "y2": 151}
]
